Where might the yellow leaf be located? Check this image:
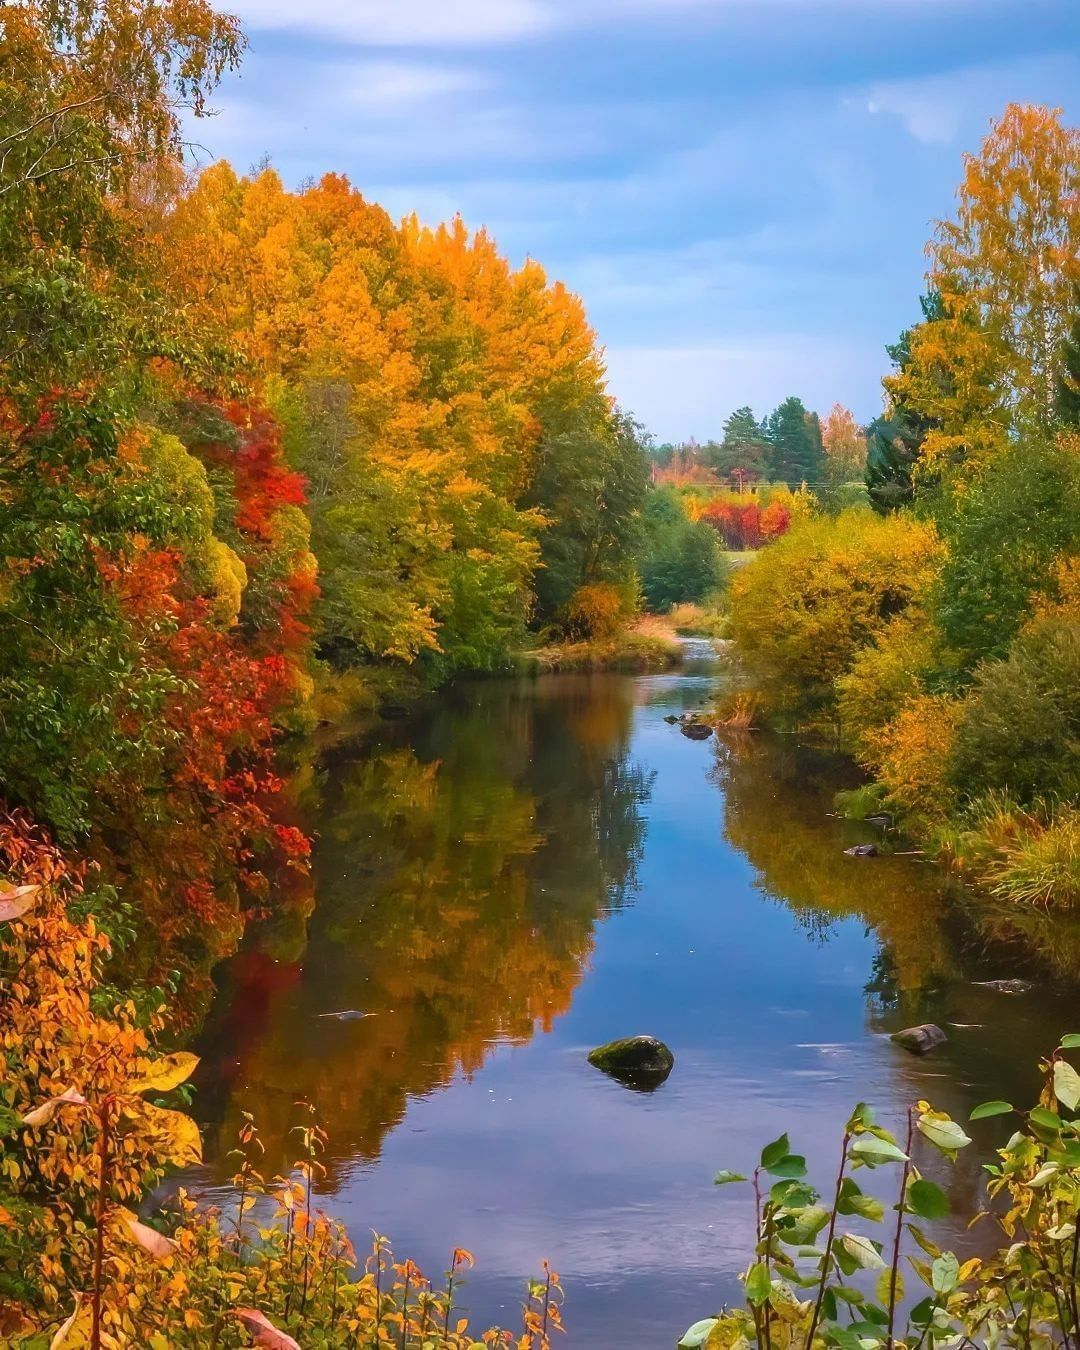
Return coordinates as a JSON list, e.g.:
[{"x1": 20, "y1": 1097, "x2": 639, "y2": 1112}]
[
  {"x1": 127, "y1": 1051, "x2": 199, "y2": 1095},
  {"x1": 131, "y1": 1101, "x2": 202, "y2": 1167}
]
